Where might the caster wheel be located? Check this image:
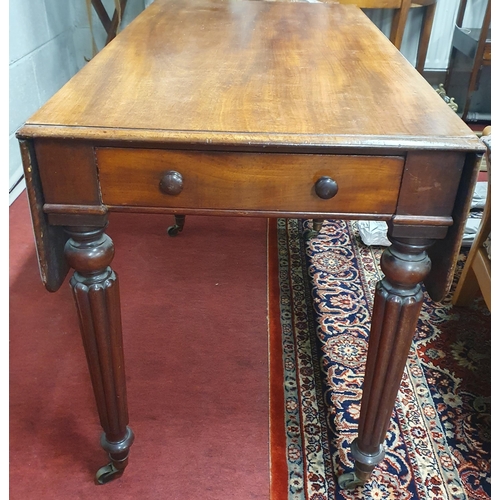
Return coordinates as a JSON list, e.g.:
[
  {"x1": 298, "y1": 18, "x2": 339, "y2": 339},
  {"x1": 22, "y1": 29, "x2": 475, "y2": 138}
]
[
  {"x1": 95, "y1": 462, "x2": 124, "y2": 485},
  {"x1": 337, "y1": 471, "x2": 365, "y2": 490},
  {"x1": 304, "y1": 229, "x2": 319, "y2": 240},
  {"x1": 167, "y1": 225, "x2": 182, "y2": 237}
]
